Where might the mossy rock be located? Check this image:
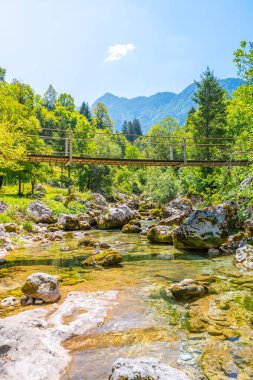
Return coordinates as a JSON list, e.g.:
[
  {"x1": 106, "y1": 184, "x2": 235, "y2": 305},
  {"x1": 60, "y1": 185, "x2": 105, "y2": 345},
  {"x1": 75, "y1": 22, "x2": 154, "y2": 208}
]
[
  {"x1": 82, "y1": 249, "x2": 123, "y2": 267},
  {"x1": 147, "y1": 225, "x2": 174, "y2": 244},
  {"x1": 78, "y1": 238, "x2": 96, "y2": 247},
  {"x1": 122, "y1": 223, "x2": 142, "y2": 233}
]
